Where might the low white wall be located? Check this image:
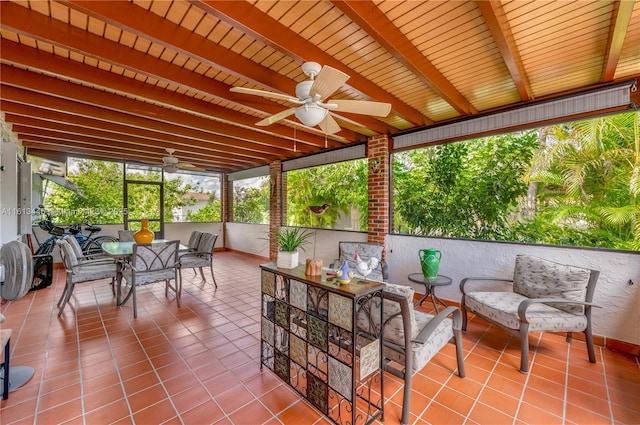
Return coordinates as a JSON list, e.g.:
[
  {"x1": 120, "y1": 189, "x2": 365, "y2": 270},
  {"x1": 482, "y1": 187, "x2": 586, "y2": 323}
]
[
  {"x1": 225, "y1": 222, "x2": 270, "y2": 258},
  {"x1": 223, "y1": 225, "x2": 640, "y2": 346},
  {"x1": 386, "y1": 234, "x2": 640, "y2": 346},
  {"x1": 31, "y1": 222, "x2": 224, "y2": 262}
]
